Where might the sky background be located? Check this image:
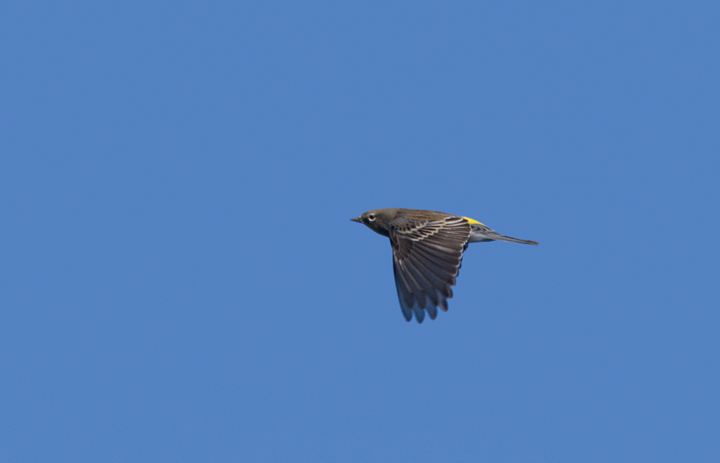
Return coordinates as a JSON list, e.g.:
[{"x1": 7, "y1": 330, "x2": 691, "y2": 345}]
[{"x1": 2, "y1": 1, "x2": 719, "y2": 462}]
